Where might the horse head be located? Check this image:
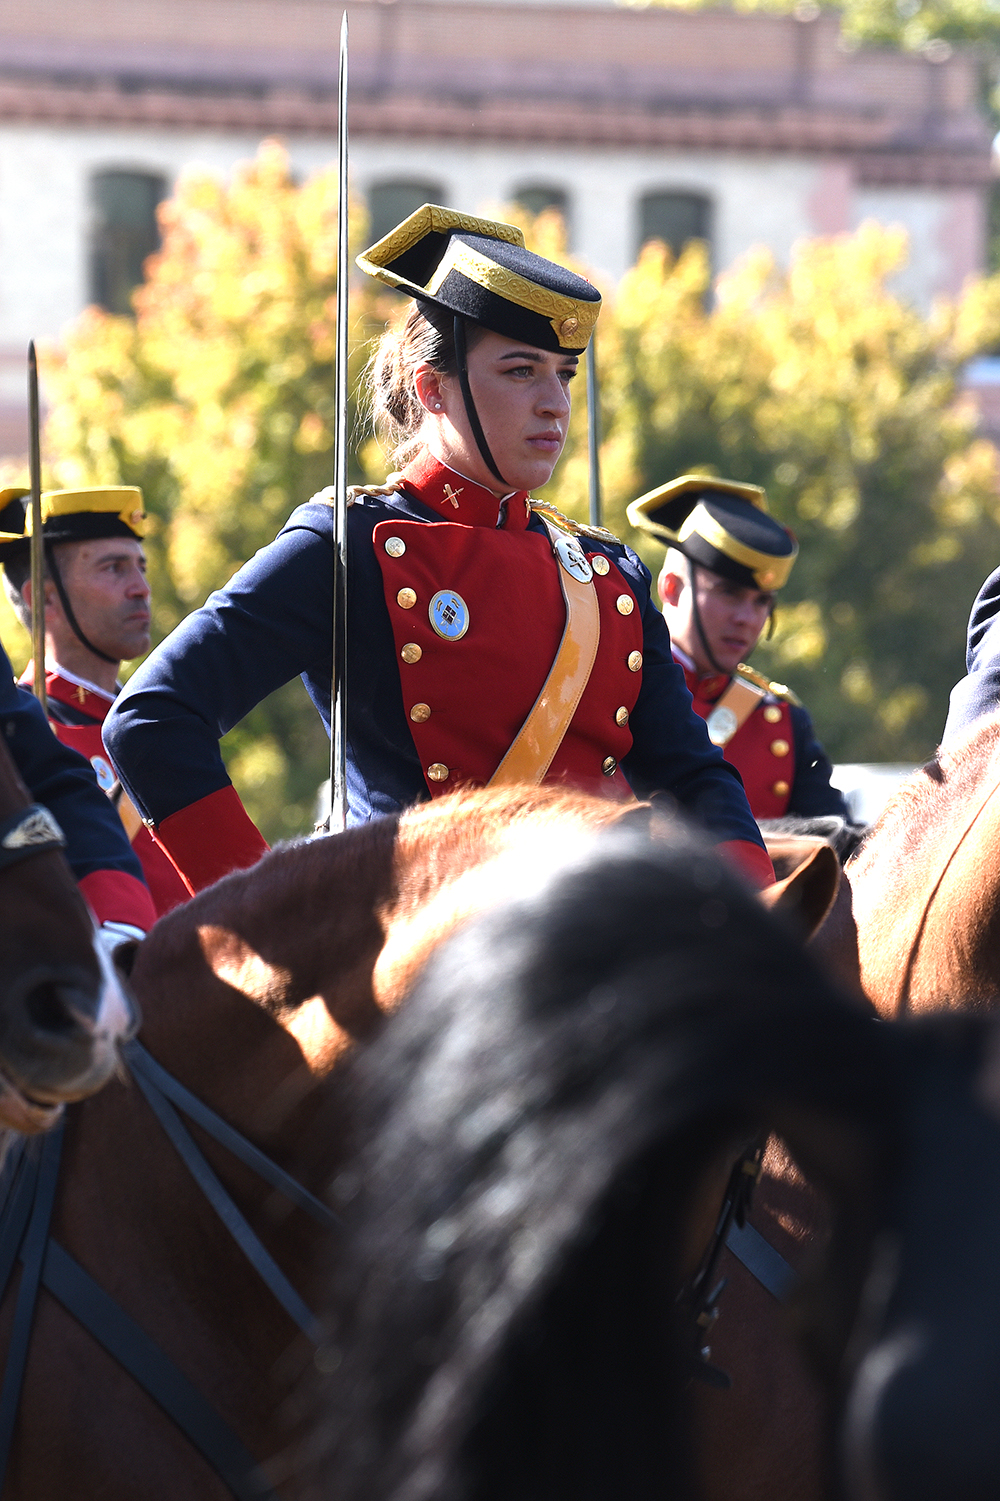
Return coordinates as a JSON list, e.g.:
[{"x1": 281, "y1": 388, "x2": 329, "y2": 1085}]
[{"x1": 0, "y1": 740, "x2": 136, "y2": 1127}]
